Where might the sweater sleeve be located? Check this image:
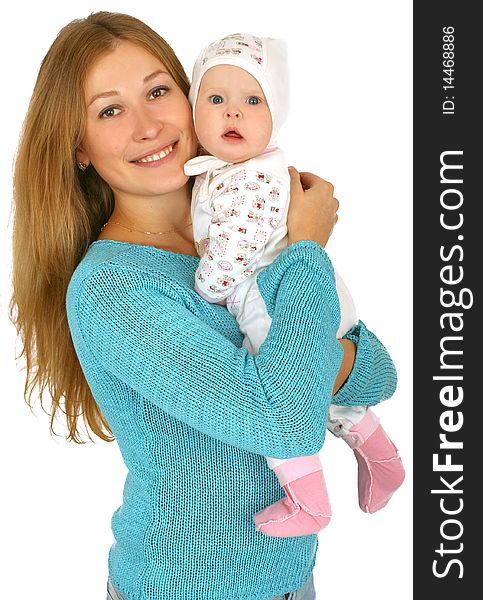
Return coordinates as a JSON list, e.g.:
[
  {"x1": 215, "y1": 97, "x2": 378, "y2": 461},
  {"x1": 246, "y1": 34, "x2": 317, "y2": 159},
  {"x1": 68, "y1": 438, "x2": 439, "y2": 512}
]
[
  {"x1": 331, "y1": 321, "x2": 398, "y2": 407},
  {"x1": 71, "y1": 241, "x2": 342, "y2": 459},
  {"x1": 195, "y1": 170, "x2": 288, "y2": 302}
]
